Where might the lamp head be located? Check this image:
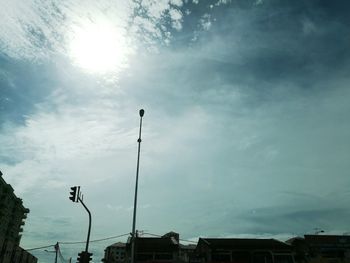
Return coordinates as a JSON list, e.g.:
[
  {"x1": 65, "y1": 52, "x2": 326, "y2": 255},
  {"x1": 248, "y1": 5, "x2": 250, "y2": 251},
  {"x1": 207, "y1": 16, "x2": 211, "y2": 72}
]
[{"x1": 139, "y1": 109, "x2": 145, "y2": 117}]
